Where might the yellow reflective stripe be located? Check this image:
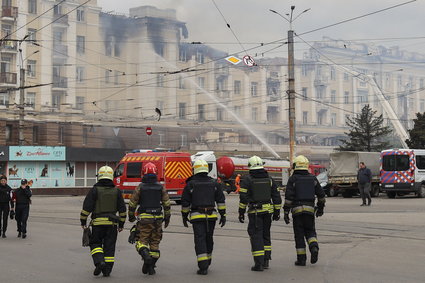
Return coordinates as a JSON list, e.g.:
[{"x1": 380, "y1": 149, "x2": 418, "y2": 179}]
[
  {"x1": 239, "y1": 188, "x2": 248, "y2": 193},
  {"x1": 163, "y1": 200, "x2": 171, "y2": 206},
  {"x1": 296, "y1": 248, "x2": 306, "y2": 255},
  {"x1": 181, "y1": 207, "x2": 190, "y2": 213},
  {"x1": 273, "y1": 204, "x2": 281, "y2": 209},
  {"x1": 252, "y1": 250, "x2": 265, "y2": 256},
  {"x1": 308, "y1": 237, "x2": 318, "y2": 244},
  {"x1": 120, "y1": 218, "x2": 126, "y2": 222},
  {"x1": 248, "y1": 209, "x2": 270, "y2": 214},
  {"x1": 104, "y1": 257, "x2": 114, "y2": 263},
  {"x1": 197, "y1": 253, "x2": 209, "y2": 261},
  {"x1": 189, "y1": 213, "x2": 218, "y2": 220},
  {"x1": 264, "y1": 246, "x2": 272, "y2": 251},
  {"x1": 129, "y1": 201, "x2": 137, "y2": 208},
  {"x1": 119, "y1": 212, "x2": 126, "y2": 216},
  {"x1": 239, "y1": 203, "x2": 247, "y2": 209},
  {"x1": 139, "y1": 213, "x2": 163, "y2": 219},
  {"x1": 80, "y1": 215, "x2": 88, "y2": 220},
  {"x1": 91, "y1": 247, "x2": 103, "y2": 255},
  {"x1": 81, "y1": 210, "x2": 90, "y2": 216},
  {"x1": 136, "y1": 241, "x2": 148, "y2": 250},
  {"x1": 217, "y1": 205, "x2": 226, "y2": 210},
  {"x1": 149, "y1": 251, "x2": 160, "y2": 258},
  {"x1": 292, "y1": 205, "x2": 315, "y2": 214}
]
